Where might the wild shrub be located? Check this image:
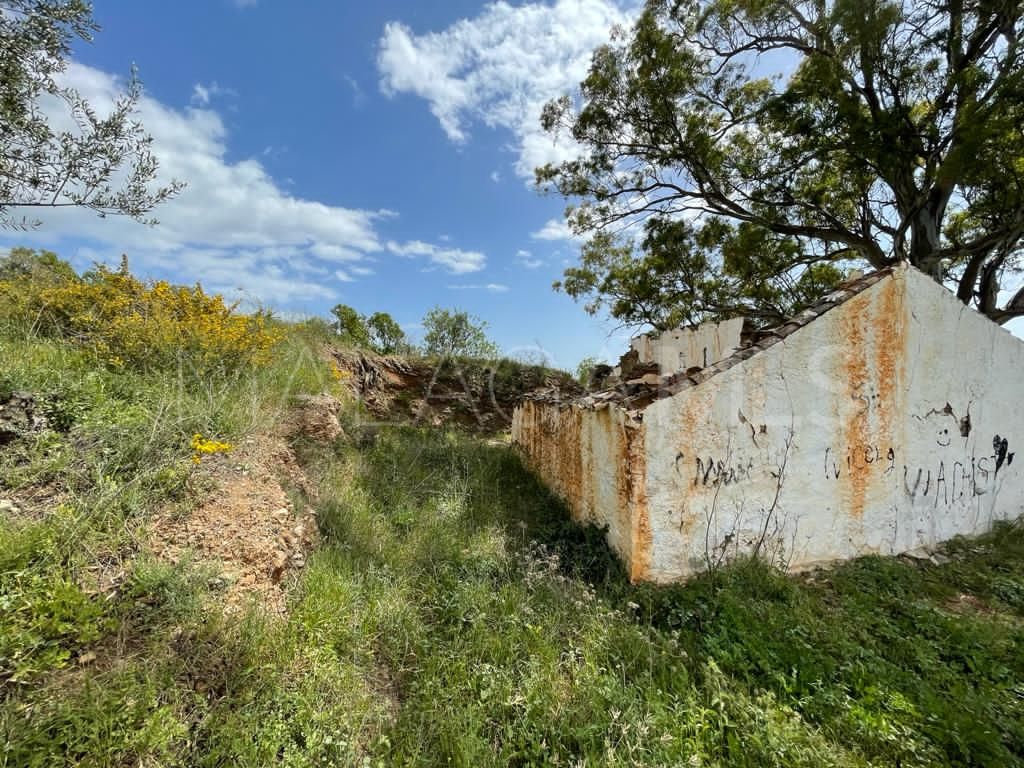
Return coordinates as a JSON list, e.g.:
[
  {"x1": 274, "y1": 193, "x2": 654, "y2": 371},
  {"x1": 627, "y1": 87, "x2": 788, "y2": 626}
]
[{"x1": 0, "y1": 253, "x2": 280, "y2": 373}]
